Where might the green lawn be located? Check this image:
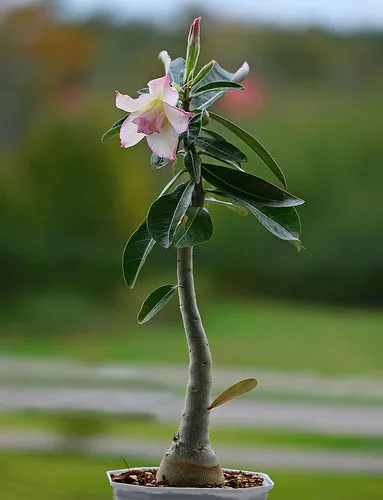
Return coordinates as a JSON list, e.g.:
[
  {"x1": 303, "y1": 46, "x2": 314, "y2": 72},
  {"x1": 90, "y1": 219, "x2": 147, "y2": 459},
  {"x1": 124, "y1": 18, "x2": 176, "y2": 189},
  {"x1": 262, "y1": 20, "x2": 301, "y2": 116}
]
[
  {"x1": 4, "y1": 300, "x2": 383, "y2": 376},
  {"x1": 1, "y1": 413, "x2": 383, "y2": 455},
  {"x1": 1, "y1": 452, "x2": 382, "y2": 500}
]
